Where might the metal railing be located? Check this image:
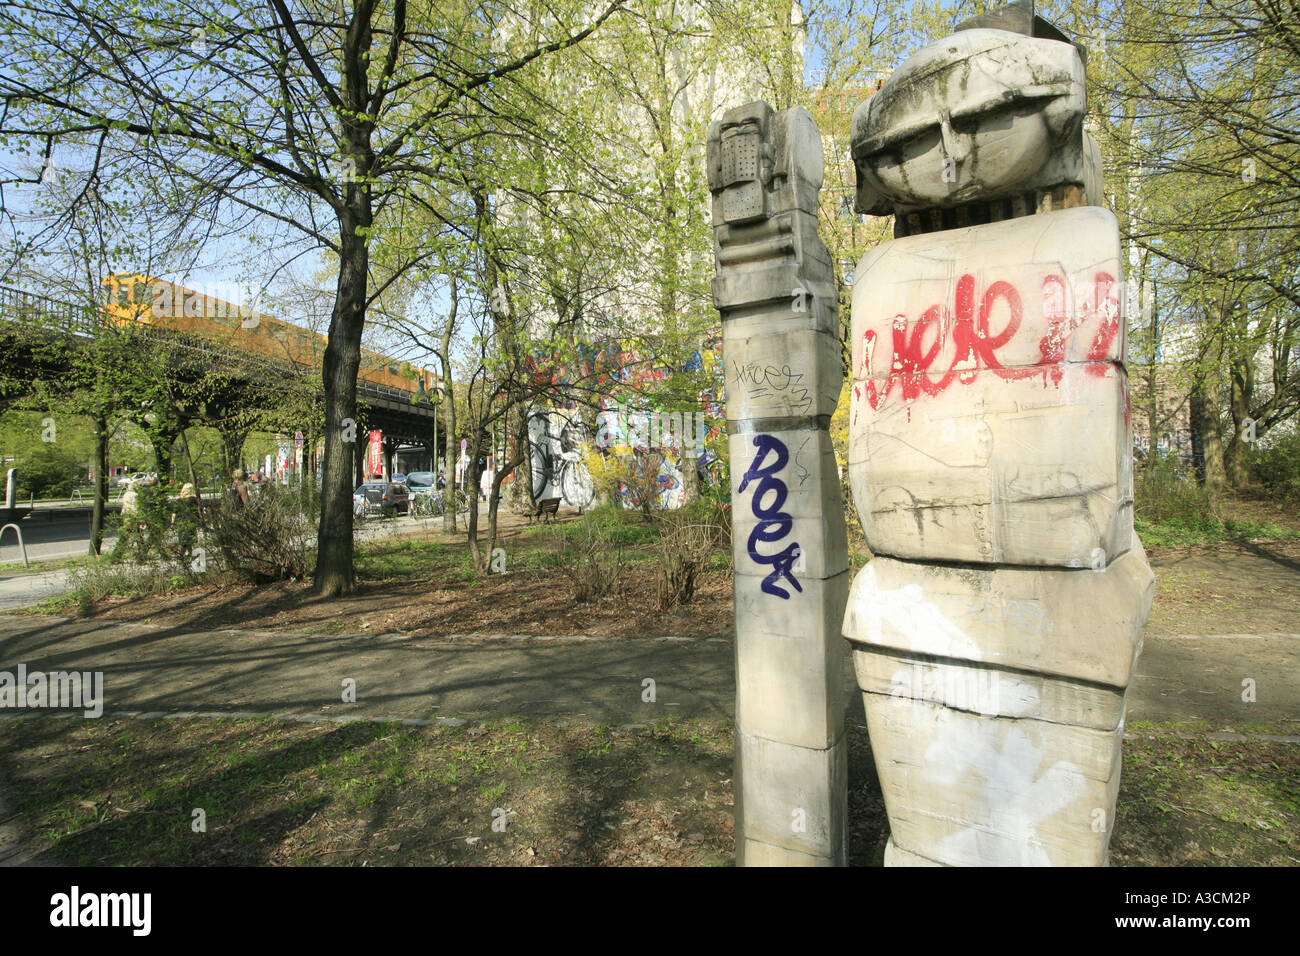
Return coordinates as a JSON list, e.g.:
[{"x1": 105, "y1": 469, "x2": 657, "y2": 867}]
[
  {"x1": 0, "y1": 523, "x2": 30, "y2": 569},
  {"x1": 2, "y1": 284, "x2": 433, "y2": 410}
]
